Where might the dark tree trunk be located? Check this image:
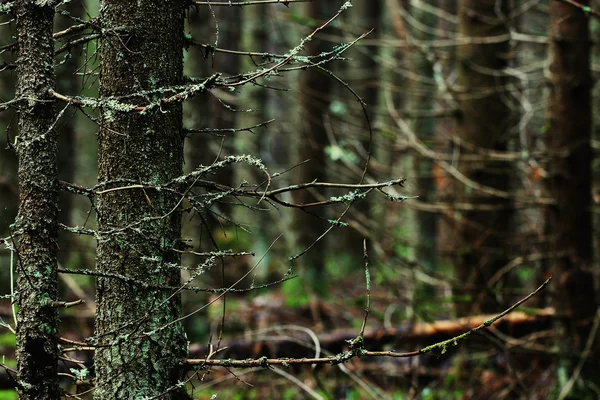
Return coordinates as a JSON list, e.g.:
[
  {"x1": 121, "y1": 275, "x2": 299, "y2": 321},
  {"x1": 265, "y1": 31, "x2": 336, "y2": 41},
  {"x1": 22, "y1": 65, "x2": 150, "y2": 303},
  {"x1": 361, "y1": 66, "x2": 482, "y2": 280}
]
[
  {"x1": 0, "y1": 11, "x2": 18, "y2": 295},
  {"x1": 234, "y1": 4, "x2": 272, "y2": 275},
  {"x1": 546, "y1": 0, "x2": 597, "y2": 384},
  {"x1": 407, "y1": 0, "x2": 439, "y2": 274},
  {"x1": 56, "y1": 0, "x2": 83, "y2": 268},
  {"x1": 343, "y1": 0, "x2": 382, "y2": 259},
  {"x1": 93, "y1": 2, "x2": 190, "y2": 399},
  {"x1": 291, "y1": 1, "x2": 336, "y2": 293},
  {"x1": 453, "y1": 0, "x2": 512, "y2": 315},
  {"x1": 14, "y1": 1, "x2": 60, "y2": 398}
]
